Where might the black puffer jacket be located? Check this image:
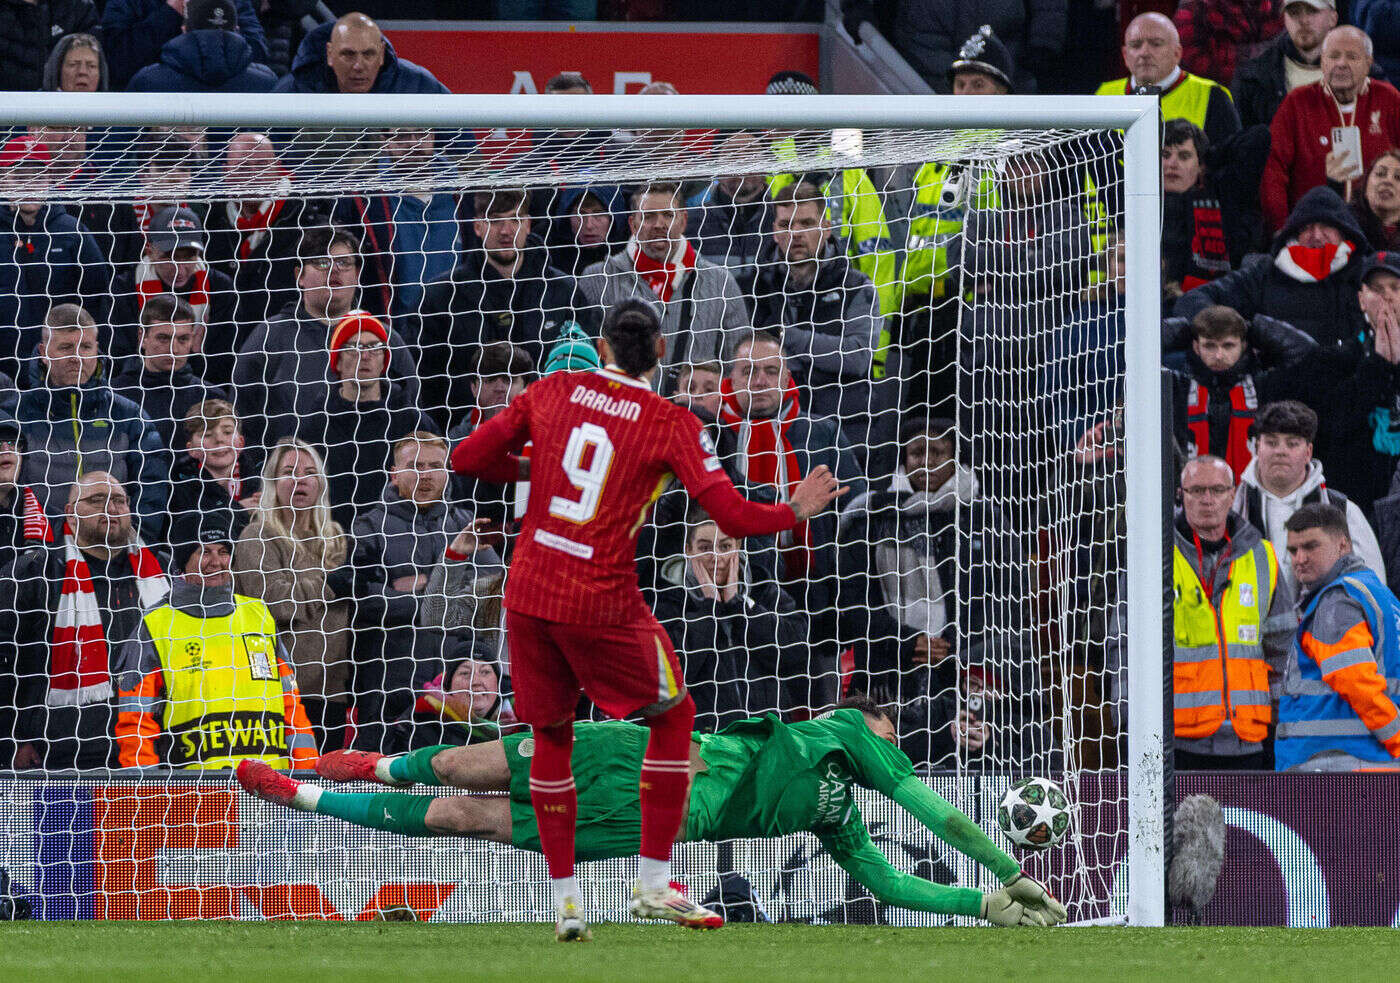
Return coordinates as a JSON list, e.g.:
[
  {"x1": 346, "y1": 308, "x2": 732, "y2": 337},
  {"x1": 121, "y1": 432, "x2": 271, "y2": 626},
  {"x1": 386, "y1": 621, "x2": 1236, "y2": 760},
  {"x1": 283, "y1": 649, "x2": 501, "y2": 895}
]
[
  {"x1": 0, "y1": 0, "x2": 98, "y2": 92},
  {"x1": 1175, "y1": 186, "x2": 1399, "y2": 510}
]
